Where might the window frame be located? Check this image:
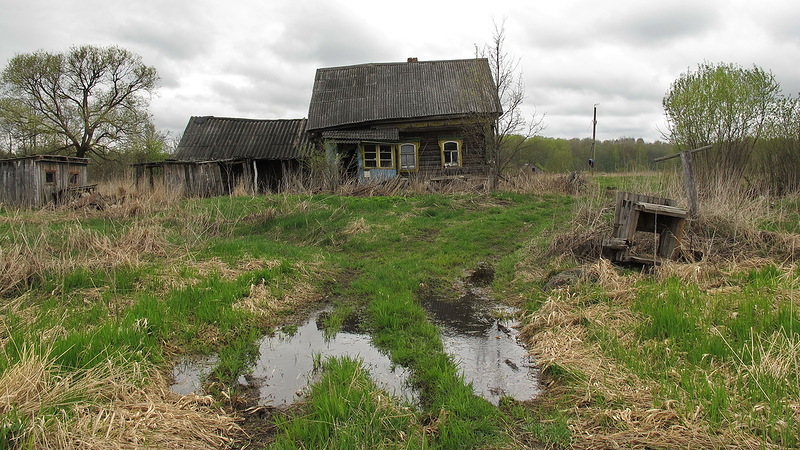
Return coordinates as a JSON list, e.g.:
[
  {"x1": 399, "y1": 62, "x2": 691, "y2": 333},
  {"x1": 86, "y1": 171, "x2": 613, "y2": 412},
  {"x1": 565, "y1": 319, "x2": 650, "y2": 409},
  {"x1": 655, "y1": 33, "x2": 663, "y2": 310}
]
[
  {"x1": 68, "y1": 171, "x2": 80, "y2": 186},
  {"x1": 398, "y1": 142, "x2": 419, "y2": 172},
  {"x1": 44, "y1": 170, "x2": 57, "y2": 184},
  {"x1": 361, "y1": 143, "x2": 395, "y2": 169},
  {"x1": 439, "y1": 139, "x2": 463, "y2": 168}
]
